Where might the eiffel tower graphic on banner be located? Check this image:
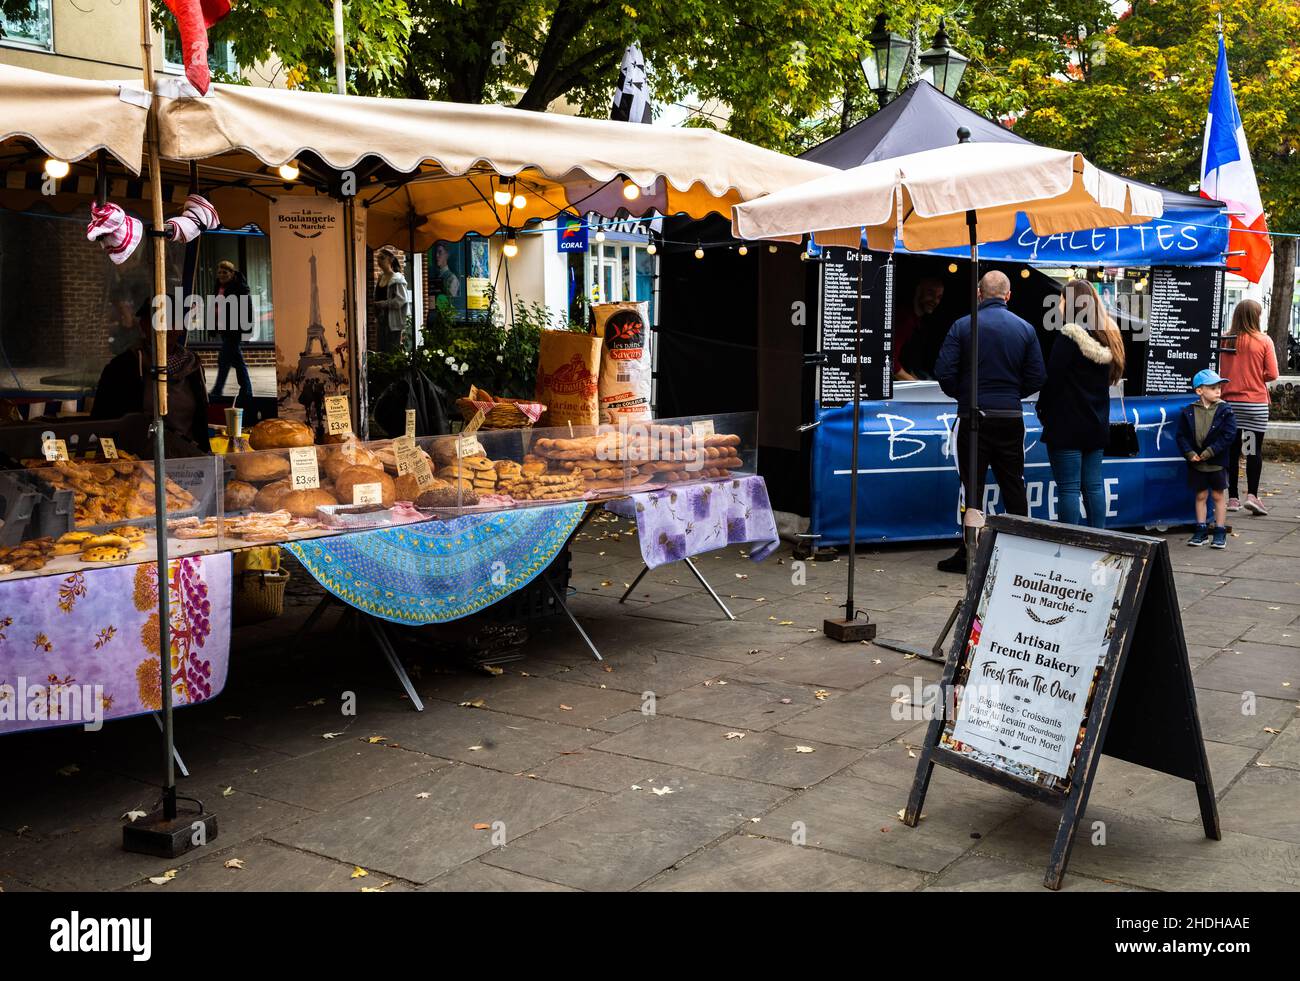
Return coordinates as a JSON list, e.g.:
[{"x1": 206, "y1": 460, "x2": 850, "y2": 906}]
[{"x1": 298, "y1": 252, "x2": 333, "y2": 369}]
